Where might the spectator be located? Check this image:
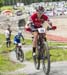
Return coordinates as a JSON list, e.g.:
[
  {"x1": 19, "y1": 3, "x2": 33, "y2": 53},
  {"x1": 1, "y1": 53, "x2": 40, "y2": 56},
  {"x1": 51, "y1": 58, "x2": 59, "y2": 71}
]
[{"x1": 5, "y1": 25, "x2": 12, "y2": 47}]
